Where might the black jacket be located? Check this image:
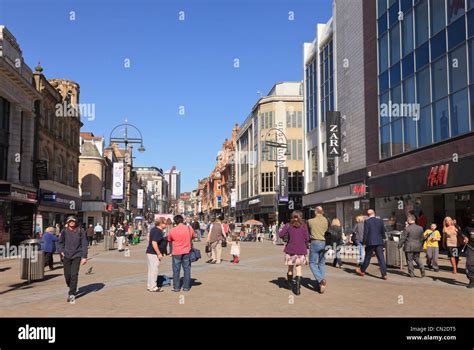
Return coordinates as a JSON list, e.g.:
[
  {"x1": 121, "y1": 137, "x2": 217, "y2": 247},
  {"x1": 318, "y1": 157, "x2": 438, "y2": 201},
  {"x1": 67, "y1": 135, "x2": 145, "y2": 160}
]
[{"x1": 57, "y1": 228, "x2": 88, "y2": 259}]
